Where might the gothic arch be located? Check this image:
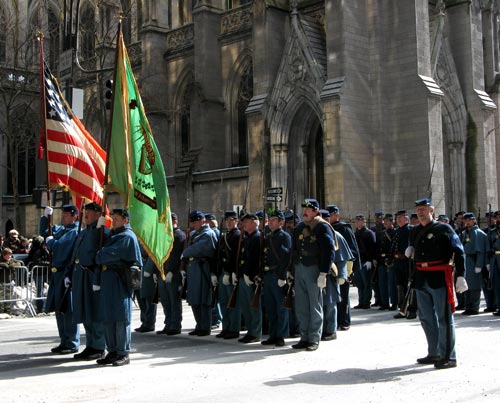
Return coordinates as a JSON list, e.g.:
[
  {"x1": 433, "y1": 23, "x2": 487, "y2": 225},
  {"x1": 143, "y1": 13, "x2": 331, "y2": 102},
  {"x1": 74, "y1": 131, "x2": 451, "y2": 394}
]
[
  {"x1": 171, "y1": 66, "x2": 195, "y2": 159},
  {"x1": 226, "y1": 49, "x2": 253, "y2": 167}
]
